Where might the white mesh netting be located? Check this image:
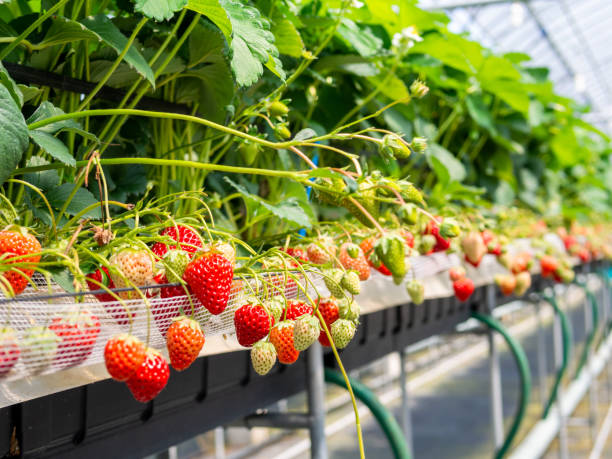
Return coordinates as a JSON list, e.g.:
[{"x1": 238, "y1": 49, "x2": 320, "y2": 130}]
[{"x1": 0, "y1": 271, "x2": 325, "y2": 382}]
